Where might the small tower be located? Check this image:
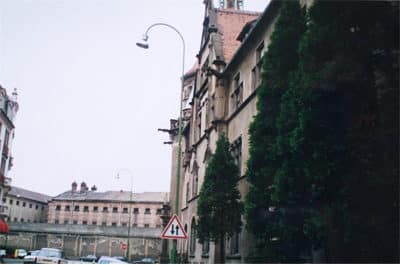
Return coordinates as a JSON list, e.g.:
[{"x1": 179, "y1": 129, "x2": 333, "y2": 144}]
[
  {"x1": 80, "y1": 182, "x2": 88, "y2": 192},
  {"x1": 71, "y1": 181, "x2": 77, "y2": 192},
  {"x1": 219, "y1": 0, "x2": 243, "y2": 9}
]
